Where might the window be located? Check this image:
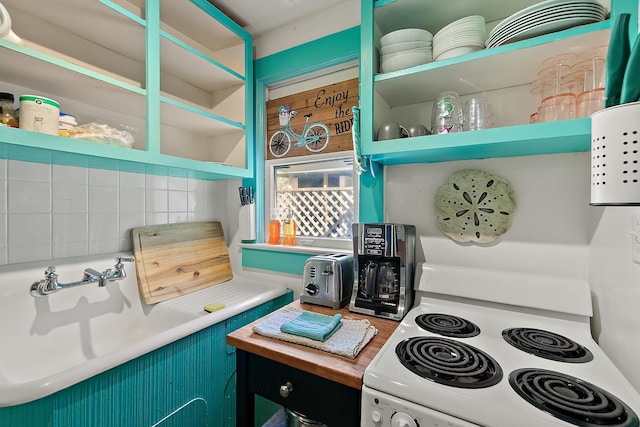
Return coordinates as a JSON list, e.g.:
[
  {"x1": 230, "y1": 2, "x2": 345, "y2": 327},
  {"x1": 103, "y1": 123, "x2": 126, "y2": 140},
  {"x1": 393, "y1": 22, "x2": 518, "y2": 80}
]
[{"x1": 267, "y1": 153, "x2": 356, "y2": 248}]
